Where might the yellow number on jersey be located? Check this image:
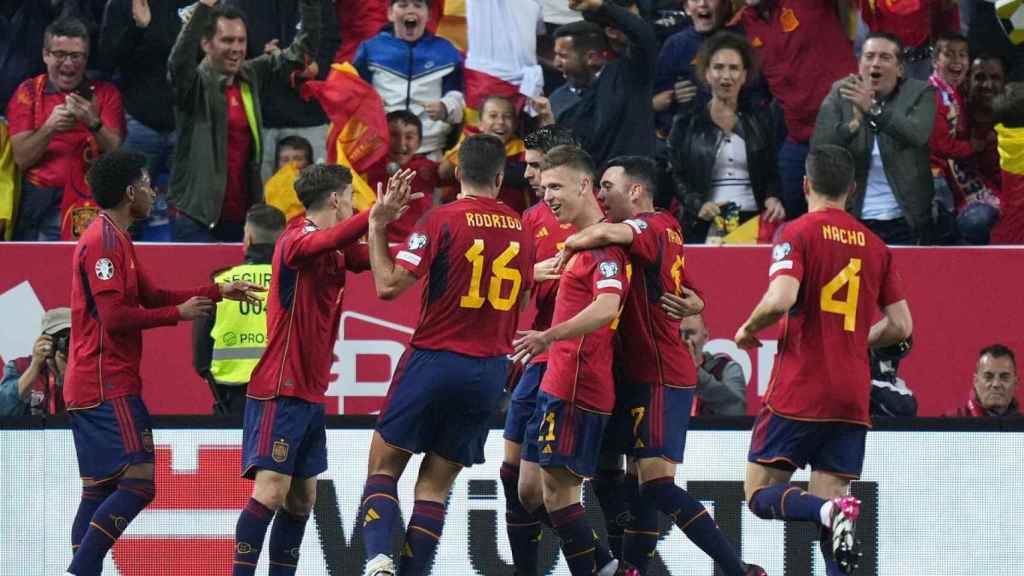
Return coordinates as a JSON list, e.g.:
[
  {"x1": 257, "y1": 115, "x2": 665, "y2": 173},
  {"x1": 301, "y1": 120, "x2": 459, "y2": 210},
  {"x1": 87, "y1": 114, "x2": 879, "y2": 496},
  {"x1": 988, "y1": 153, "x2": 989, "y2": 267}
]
[
  {"x1": 670, "y1": 255, "x2": 685, "y2": 296},
  {"x1": 540, "y1": 411, "x2": 557, "y2": 442},
  {"x1": 820, "y1": 258, "x2": 862, "y2": 332},
  {"x1": 630, "y1": 406, "x2": 646, "y2": 437},
  {"x1": 459, "y1": 239, "x2": 523, "y2": 311}
]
